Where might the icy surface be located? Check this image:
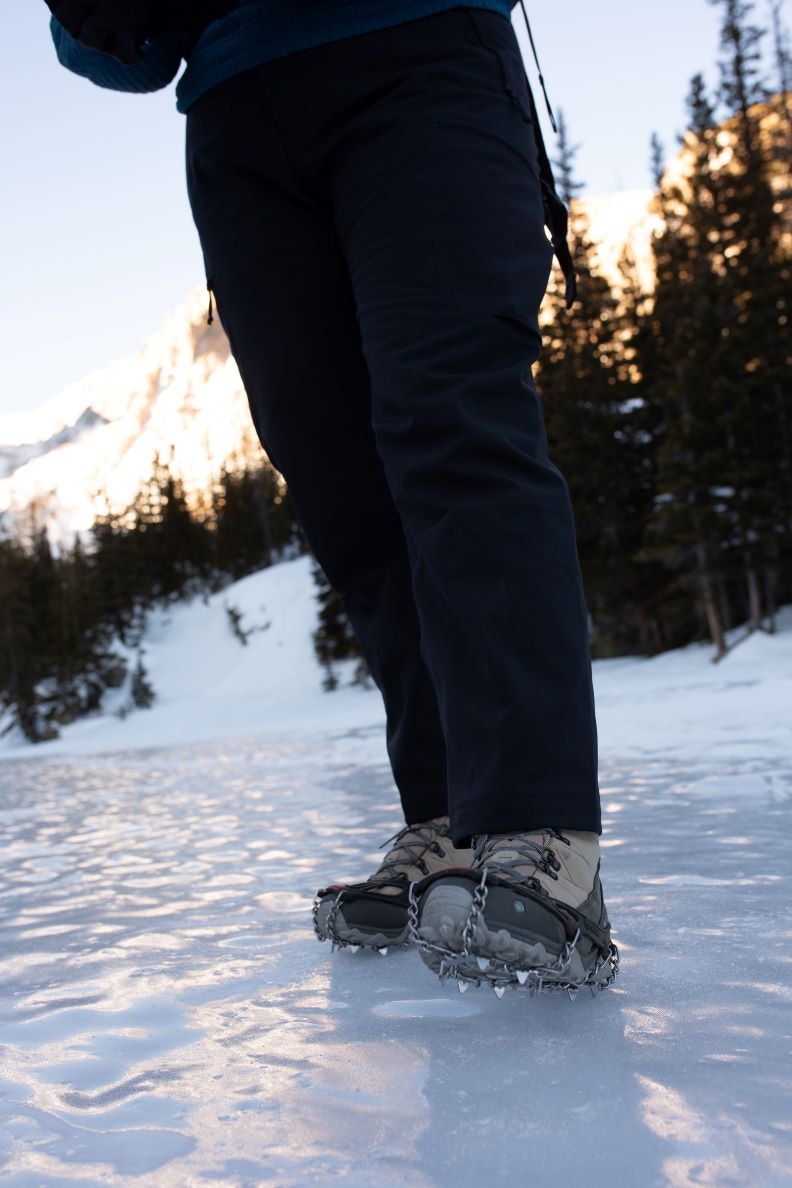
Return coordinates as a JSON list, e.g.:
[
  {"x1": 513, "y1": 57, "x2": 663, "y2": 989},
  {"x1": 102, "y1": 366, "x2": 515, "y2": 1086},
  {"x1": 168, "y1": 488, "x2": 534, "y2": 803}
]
[{"x1": 1, "y1": 728, "x2": 791, "y2": 1187}]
